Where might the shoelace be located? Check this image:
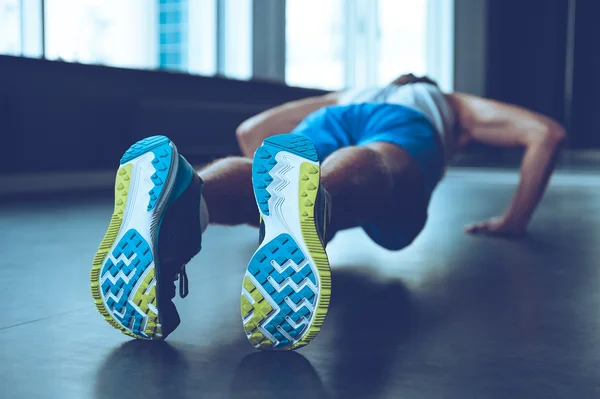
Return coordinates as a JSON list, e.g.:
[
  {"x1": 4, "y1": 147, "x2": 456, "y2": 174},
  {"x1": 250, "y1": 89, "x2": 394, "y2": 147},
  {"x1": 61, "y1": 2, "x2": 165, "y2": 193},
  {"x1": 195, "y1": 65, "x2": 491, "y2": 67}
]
[{"x1": 176, "y1": 264, "x2": 189, "y2": 298}]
